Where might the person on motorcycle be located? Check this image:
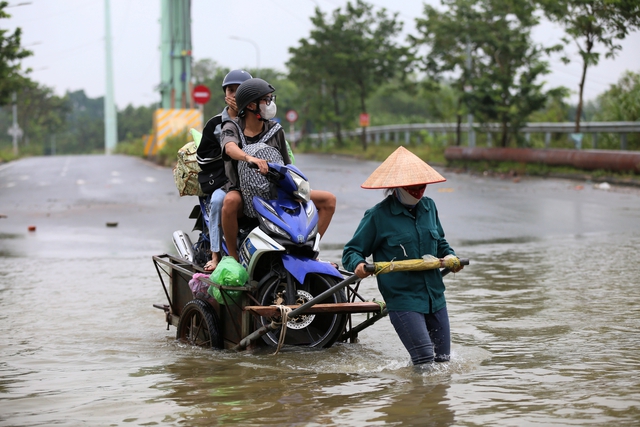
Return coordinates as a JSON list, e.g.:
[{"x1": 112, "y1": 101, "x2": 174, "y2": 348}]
[
  {"x1": 197, "y1": 69, "x2": 253, "y2": 272},
  {"x1": 220, "y1": 77, "x2": 336, "y2": 262}
]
